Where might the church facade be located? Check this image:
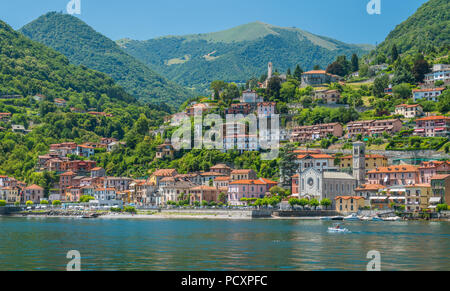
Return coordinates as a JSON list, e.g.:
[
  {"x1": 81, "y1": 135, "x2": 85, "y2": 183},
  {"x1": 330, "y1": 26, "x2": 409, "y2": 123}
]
[{"x1": 291, "y1": 142, "x2": 366, "y2": 209}]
